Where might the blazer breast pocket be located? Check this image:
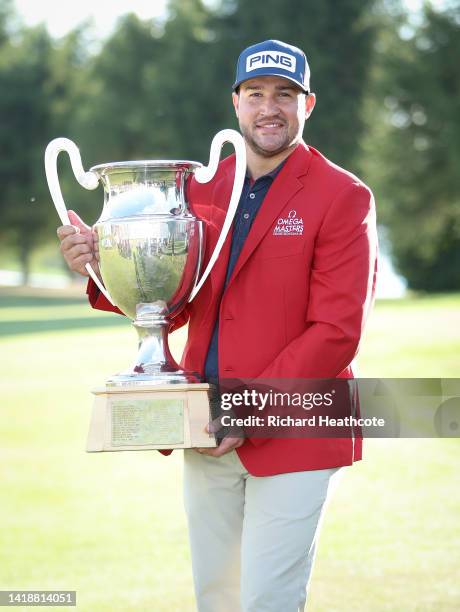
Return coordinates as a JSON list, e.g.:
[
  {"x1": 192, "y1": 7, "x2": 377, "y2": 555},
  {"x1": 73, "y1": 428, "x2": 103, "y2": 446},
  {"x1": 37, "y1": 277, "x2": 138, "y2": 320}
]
[{"x1": 253, "y1": 237, "x2": 306, "y2": 260}]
